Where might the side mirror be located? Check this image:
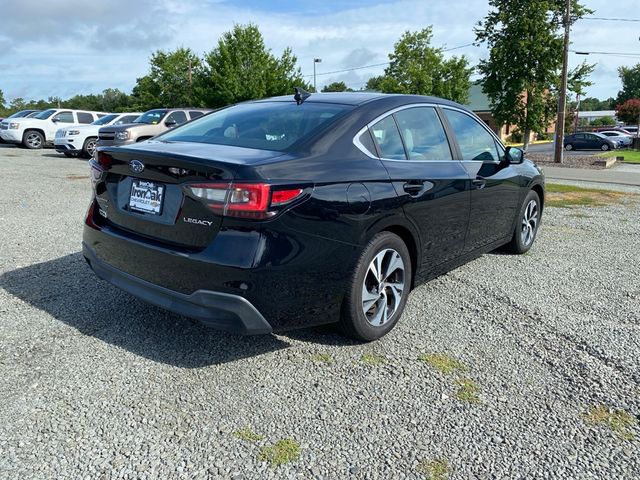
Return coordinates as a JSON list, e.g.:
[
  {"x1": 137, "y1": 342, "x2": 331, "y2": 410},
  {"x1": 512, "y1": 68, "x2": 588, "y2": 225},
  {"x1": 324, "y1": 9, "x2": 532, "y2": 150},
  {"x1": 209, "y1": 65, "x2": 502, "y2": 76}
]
[
  {"x1": 505, "y1": 146, "x2": 524, "y2": 164},
  {"x1": 51, "y1": 117, "x2": 59, "y2": 123},
  {"x1": 165, "y1": 119, "x2": 177, "y2": 128}
]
